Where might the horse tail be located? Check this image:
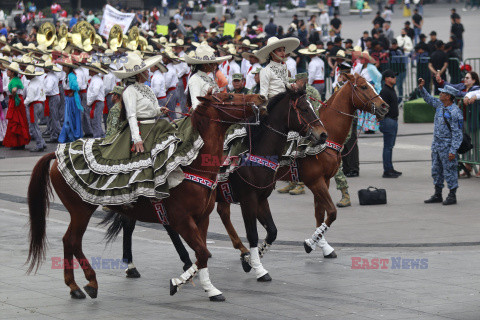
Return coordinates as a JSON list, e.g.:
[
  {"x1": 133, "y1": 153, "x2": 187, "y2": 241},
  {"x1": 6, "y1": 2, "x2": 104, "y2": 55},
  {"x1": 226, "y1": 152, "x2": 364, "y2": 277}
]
[
  {"x1": 26, "y1": 152, "x2": 56, "y2": 274},
  {"x1": 98, "y1": 211, "x2": 126, "y2": 244}
]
